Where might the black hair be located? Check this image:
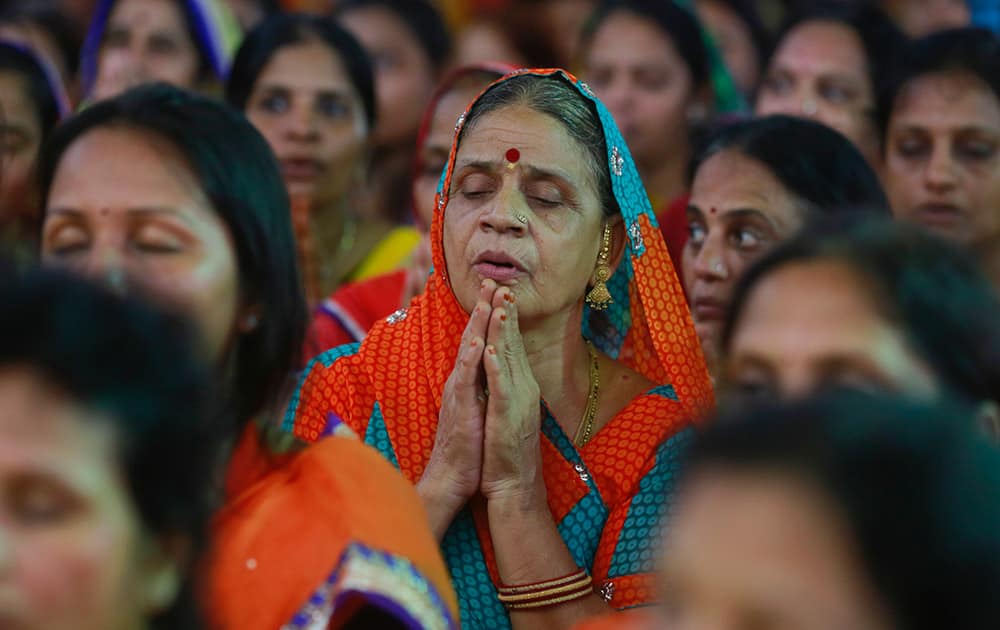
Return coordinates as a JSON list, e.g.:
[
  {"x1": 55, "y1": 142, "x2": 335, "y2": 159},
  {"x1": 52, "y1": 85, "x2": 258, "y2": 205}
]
[
  {"x1": 38, "y1": 83, "x2": 308, "y2": 429},
  {"x1": 0, "y1": 267, "x2": 221, "y2": 630},
  {"x1": 335, "y1": 0, "x2": 451, "y2": 72},
  {"x1": 721, "y1": 220, "x2": 1000, "y2": 405},
  {"x1": 226, "y1": 12, "x2": 376, "y2": 131},
  {"x1": 704, "y1": 0, "x2": 771, "y2": 72},
  {"x1": 877, "y1": 27, "x2": 1000, "y2": 145},
  {"x1": 0, "y1": 0, "x2": 81, "y2": 76},
  {"x1": 691, "y1": 115, "x2": 890, "y2": 221},
  {"x1": 0, "y1": 40, "x2": 62, "y2": 141},
  {"x1": 769, "y1": 1, "x2": 906, "y2": 112},
  {"x1": 688, "y1": 391, "x2": 1000, "y2": 629},
  {"x1": 582, "y1": 0, "x2": 710, "y2": 90}
]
